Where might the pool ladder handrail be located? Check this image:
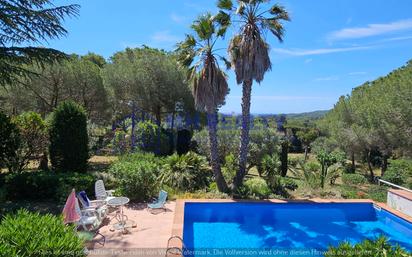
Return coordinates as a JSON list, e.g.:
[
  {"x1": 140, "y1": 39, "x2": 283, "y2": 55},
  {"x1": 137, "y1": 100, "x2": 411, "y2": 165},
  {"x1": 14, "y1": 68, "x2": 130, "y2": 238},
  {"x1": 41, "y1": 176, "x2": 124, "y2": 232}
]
[{"x1": 165, "y1": 235, "x2": 185, "y2": 257}]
